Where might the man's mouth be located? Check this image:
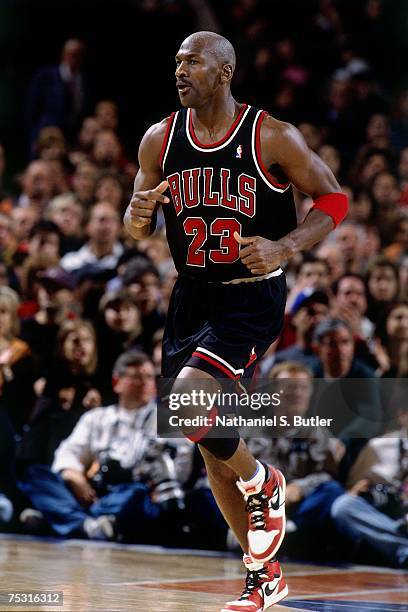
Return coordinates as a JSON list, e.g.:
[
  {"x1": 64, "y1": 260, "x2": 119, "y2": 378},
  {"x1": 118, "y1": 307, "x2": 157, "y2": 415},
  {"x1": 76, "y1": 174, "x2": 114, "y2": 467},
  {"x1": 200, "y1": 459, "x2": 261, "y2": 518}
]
[{"x1": 177, "y1": 81, "x2": 192, "y2": 94}]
